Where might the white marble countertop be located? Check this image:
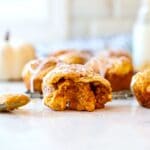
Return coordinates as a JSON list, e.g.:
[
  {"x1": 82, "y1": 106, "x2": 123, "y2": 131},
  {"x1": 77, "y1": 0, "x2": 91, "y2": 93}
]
[{"x1": 0, "y1": 82, "x2": 150, "y2": 150}]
